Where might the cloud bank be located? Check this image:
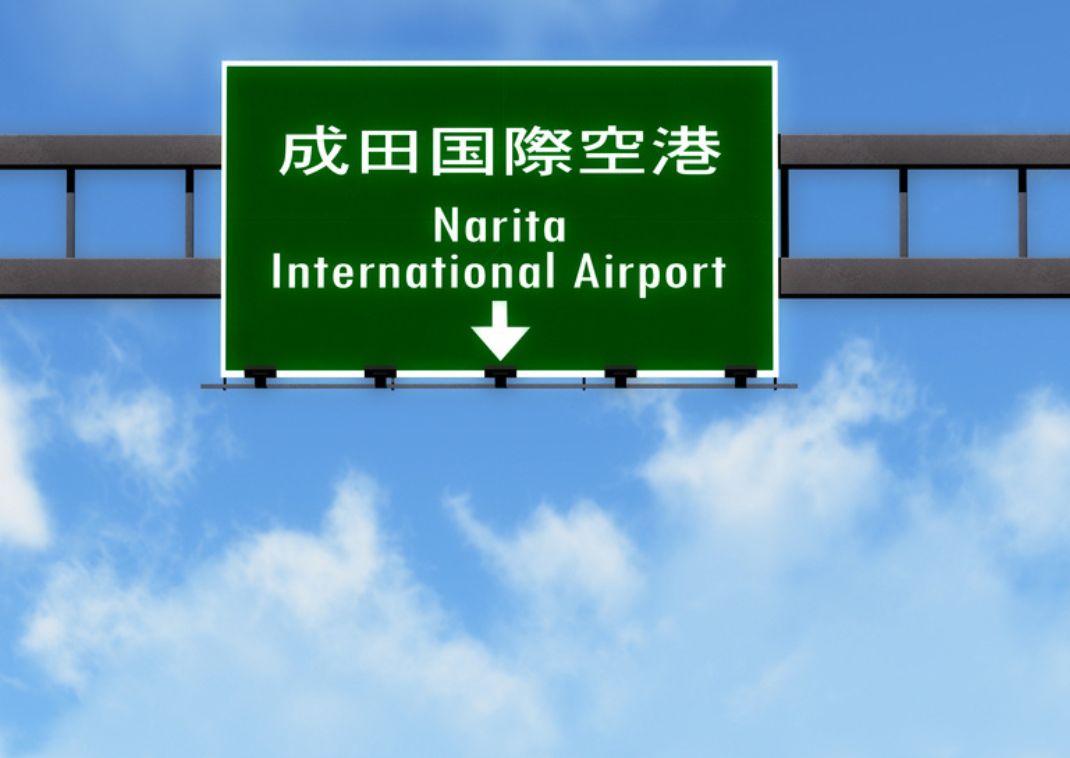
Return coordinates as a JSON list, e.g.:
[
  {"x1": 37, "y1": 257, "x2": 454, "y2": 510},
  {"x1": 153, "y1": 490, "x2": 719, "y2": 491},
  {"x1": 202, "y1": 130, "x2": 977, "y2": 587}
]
[
  {"x1": 12, "y1": 340, "x2": 1070, "y2": 757},
  {"x1": 21, "y1": 474, "x2": 550, "y2": 758}
]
